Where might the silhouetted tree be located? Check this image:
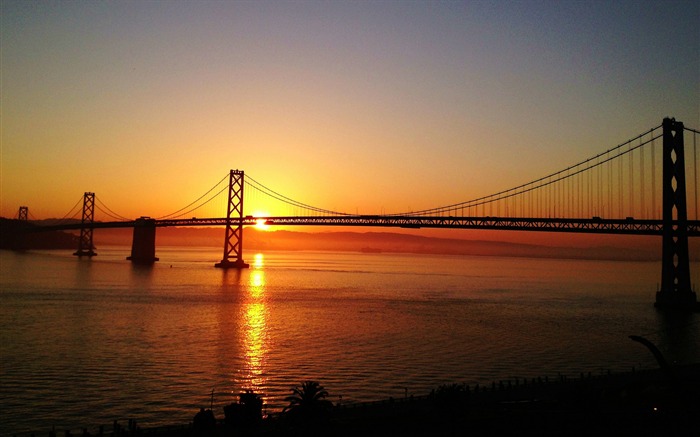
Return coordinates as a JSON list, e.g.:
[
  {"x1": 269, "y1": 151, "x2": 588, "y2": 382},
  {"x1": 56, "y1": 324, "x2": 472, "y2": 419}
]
[
  {"x1": 192, "y1": 407, "x2": 216, "y2": 436},
  {"x1": 224, "y1": 389, "x2": 263, "y2": 428},
  {"x1": 283, "y1": 381, "x2": 333, "y2": 421}
]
